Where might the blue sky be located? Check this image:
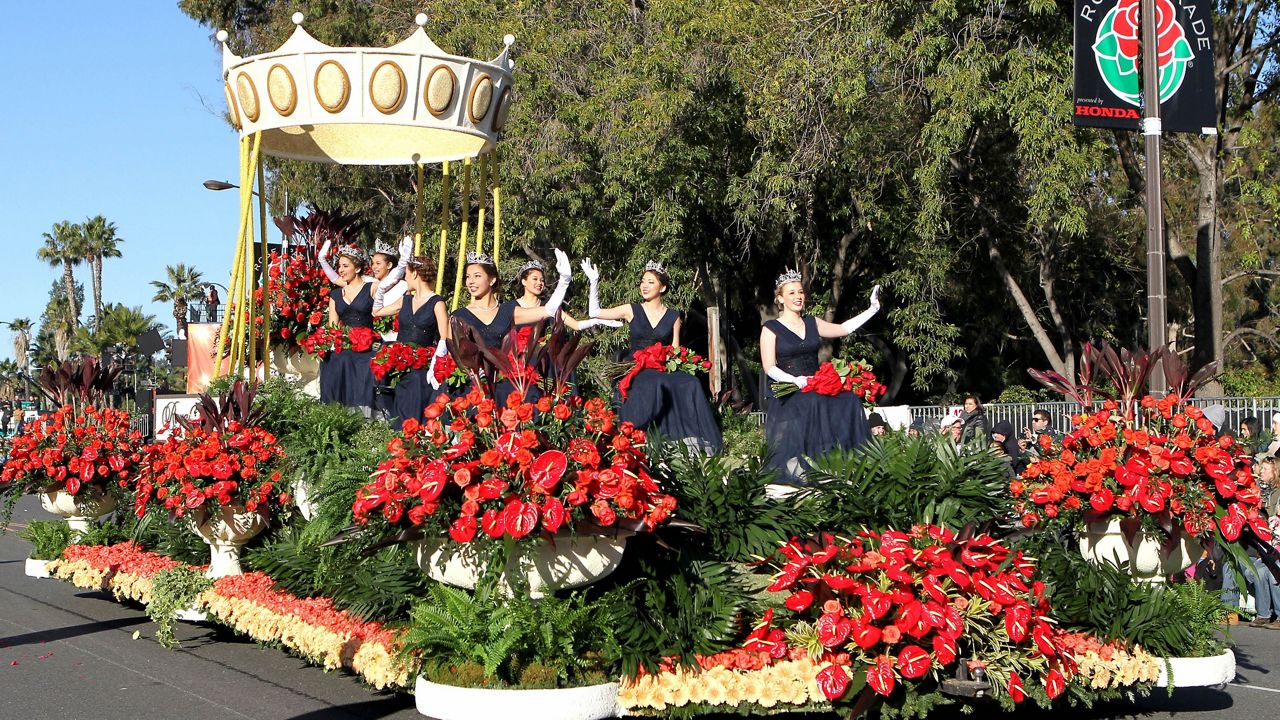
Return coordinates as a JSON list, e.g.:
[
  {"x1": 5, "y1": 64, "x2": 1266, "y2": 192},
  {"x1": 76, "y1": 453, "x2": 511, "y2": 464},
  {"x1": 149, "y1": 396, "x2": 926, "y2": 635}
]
[{"x1": 0, "y1": 4, "x2": 241, "y2": 359}]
